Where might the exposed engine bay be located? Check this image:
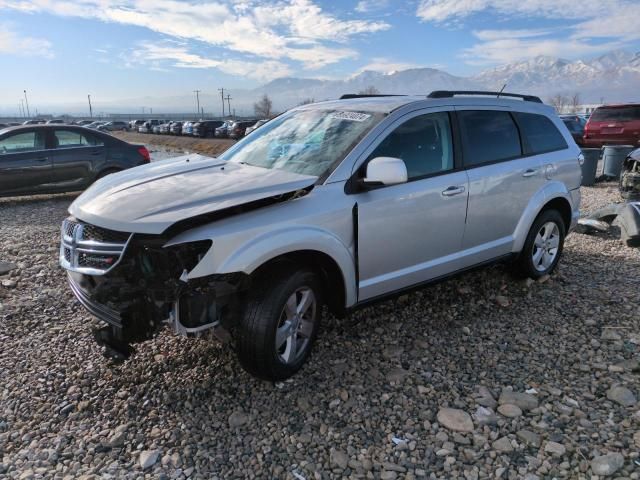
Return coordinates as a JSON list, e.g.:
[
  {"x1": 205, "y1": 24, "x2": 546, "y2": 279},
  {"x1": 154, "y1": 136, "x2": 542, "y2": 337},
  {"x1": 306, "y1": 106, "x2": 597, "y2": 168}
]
[{"x1": 620, "y1": 149, "x2": 640, "y2": 201}]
